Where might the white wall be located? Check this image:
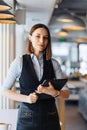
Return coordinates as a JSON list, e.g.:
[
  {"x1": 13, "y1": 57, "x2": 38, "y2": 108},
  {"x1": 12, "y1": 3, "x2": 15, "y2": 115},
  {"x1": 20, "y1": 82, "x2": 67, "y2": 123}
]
[{"x1": 15, "y1": 25, "x2": 27, "y2": 57}]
